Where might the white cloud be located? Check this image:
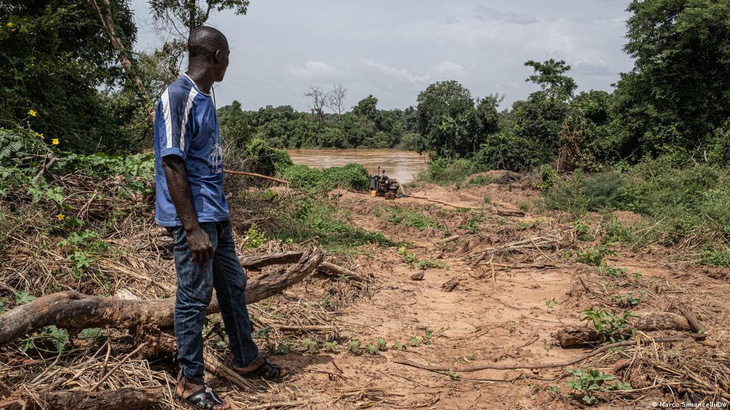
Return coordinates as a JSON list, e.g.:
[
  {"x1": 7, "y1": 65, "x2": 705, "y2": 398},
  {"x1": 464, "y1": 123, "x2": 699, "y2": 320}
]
[
  {"x1": 433, "y1": 60, "x2": 466, "y2": 79},
  {"x1": 285, "y1": 60, "x2": 339, "y2": 79},
  {"x1": 472, "y1": 5, "x2": 538, "y2": 25},
  {"x1": 361, "y1": 59, "x2": 429, "y2": 84}
]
